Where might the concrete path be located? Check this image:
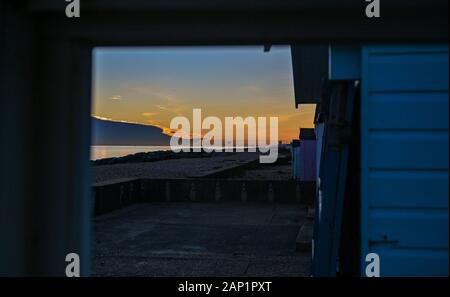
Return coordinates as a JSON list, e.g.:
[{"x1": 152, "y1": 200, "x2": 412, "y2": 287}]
[{"x1": 92, "y1": 202, "x2": 311, "y2": 276}]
